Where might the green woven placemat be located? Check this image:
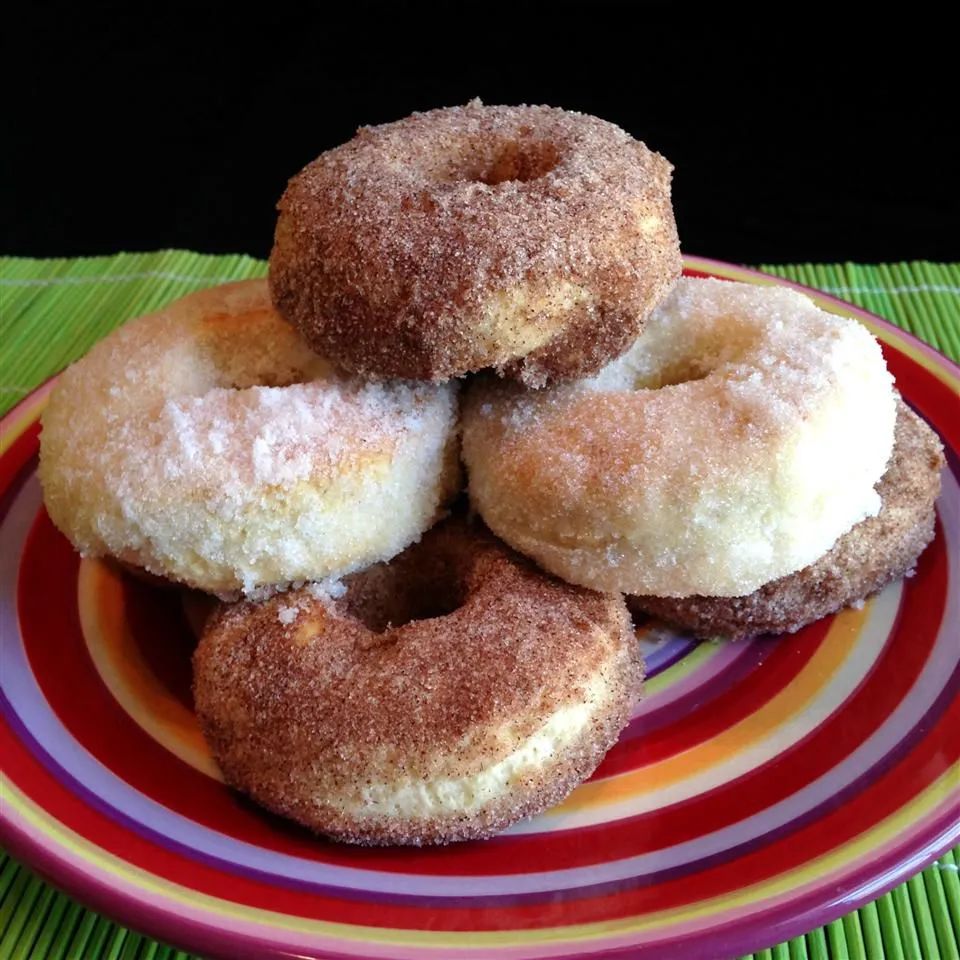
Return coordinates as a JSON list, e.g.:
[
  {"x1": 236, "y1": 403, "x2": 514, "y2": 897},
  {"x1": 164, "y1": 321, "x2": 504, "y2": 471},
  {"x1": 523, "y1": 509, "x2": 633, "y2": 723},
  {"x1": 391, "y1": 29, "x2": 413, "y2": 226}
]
[{"x1": 1, "y1": 253, "x2": 958, "y2": 960}]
